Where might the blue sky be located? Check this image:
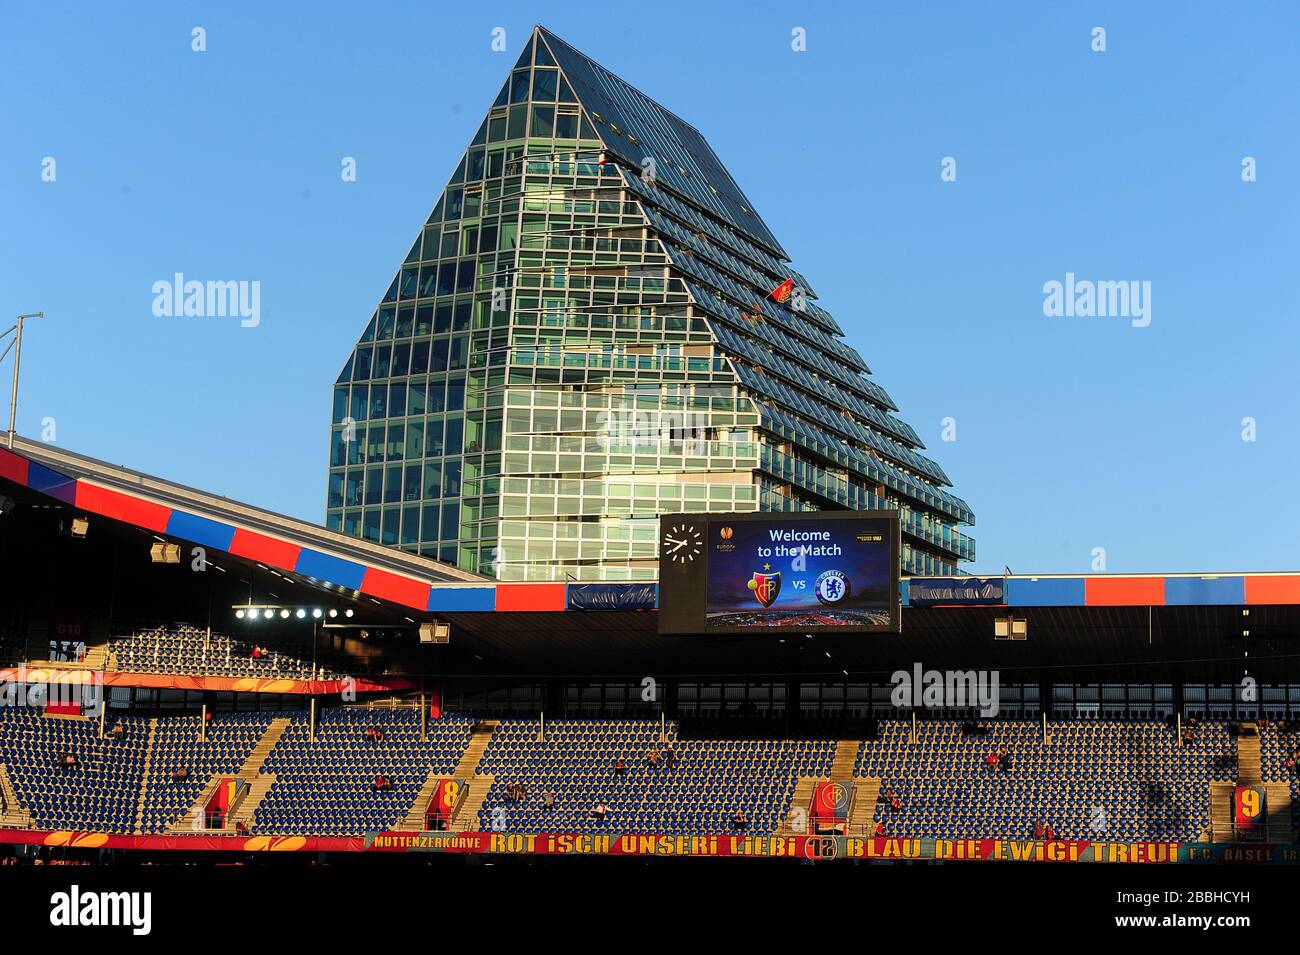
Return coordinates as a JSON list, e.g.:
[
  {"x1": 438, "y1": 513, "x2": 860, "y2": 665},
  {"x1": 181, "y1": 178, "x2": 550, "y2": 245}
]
[{"x1": 1, "y1": 1, "x2": 1296, "y2": 575}]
